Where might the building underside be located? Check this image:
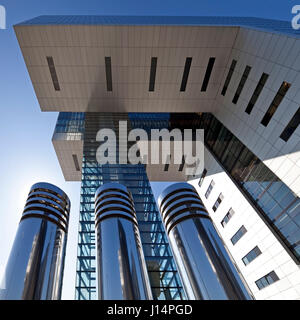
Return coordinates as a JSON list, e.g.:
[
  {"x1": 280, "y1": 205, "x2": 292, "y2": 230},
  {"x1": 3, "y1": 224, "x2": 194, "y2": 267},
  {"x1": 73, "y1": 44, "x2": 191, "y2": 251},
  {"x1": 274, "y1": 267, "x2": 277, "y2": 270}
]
[{"x1": 14, "y1": 16, "x2": 300, "y2": 300}]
